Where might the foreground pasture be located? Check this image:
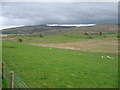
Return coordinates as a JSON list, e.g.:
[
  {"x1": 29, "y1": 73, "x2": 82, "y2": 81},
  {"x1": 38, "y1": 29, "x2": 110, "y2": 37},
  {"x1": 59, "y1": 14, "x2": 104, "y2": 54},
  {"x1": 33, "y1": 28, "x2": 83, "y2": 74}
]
[{"x1": 2, "y1": 40, "x2": 118, "y2": 88}]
